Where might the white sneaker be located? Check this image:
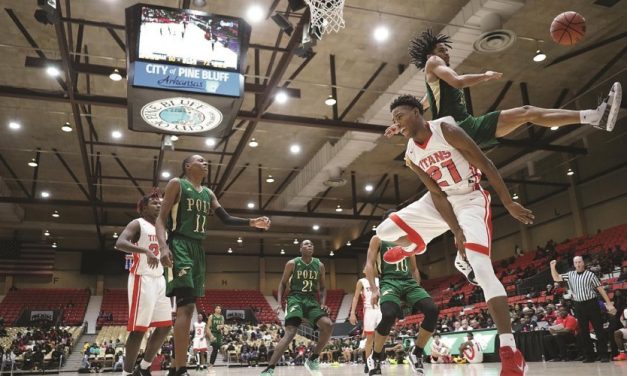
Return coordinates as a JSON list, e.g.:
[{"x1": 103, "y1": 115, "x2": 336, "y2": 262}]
[
  {"x1": 408, "y1": 346, "x2": 425, "y2": 375},
  {"x1": 454, "y1": 253, "x2": 478, "y2": 286},
  {"x1": 592, "y1": 82, "x2": 622, "y2": 132}
]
